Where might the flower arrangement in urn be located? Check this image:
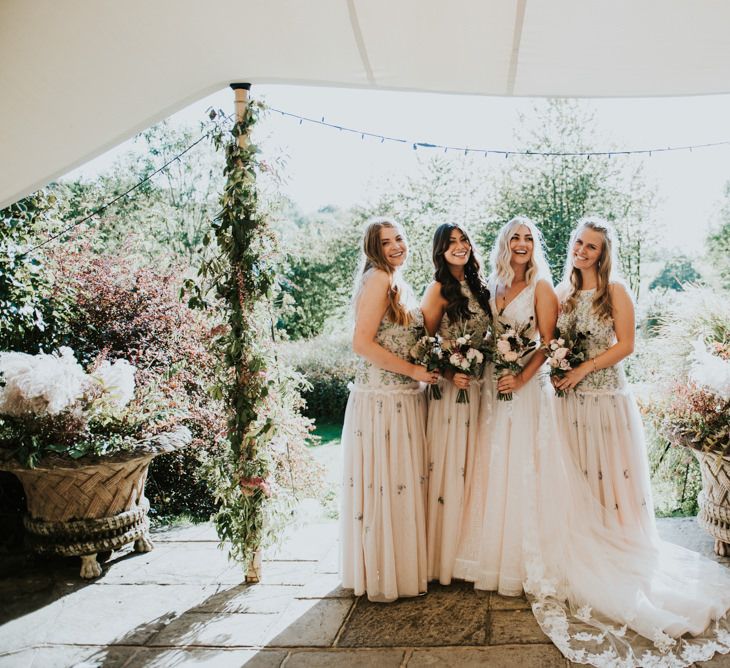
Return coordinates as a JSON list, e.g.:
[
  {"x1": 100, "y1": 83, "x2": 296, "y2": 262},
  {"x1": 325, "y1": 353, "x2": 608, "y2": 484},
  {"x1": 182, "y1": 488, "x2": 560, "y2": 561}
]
[
  {"x1": 649, "y1": 286, "x2": 730, "y2": 556},
  {"x1": 0, "y1": 347, "x2": 179, "y2": 466},
  {"x1": 0, "y1": 346, "x2": 191, "y2": 578}
]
